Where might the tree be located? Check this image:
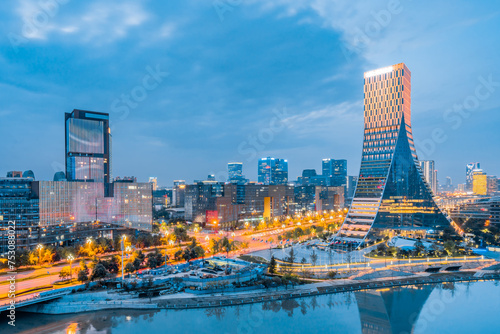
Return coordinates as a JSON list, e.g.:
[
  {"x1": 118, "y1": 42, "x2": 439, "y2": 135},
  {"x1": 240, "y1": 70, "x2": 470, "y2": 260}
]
[
  {"x1": 444, "y1": 240, "x2": 456, "y2": 256},
  {"x1": 59, "y1": 266, "x2": 72, "y2": 281},
  {"x1": 327, "y1": 271, "x2": 337, "y2": 279},
  {"x1": 286, "y1": 248, "x2": 296, "y2": 264},
  {"x1": 310, "y1": 250, "x2": 318, "y2": 266},
  {"x1": 221, "y1": 237, "x2": 234, "y2": 258},
  {"x1": 388, "y1": 246, "x2": 398, "y2": 258},
  {"x1": 77, "y1": 269, "x2": 89, "y2": 282},
  {"x1": 209, "y1": 238, "x2": 220, "y2": 255},
  {"x1": 90, "y1": 263, "x2": 108, "y2": 281},
  {"x1": 269, "y1": 256, "x2": 277, "y2": 274},
  {"x1": 182, "y1": 247, "x2": 193, "y2": 263},
  {"x1": 147, "y1": 249, "x2": 163, "y2": 269},
  {"x1": 125, "y1": 262, "x2": 136, "y2": 273},
  {"x1": 414, "y1": 239, "x2": 425, "y2": 257}
]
